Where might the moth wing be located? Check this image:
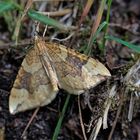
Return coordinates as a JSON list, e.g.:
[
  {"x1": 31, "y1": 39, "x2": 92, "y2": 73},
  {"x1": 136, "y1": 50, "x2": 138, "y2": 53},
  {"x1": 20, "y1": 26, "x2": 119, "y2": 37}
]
[
  {"x1": 37, "y1": 39, "x2": 111, "y2": 95},
  {"x1": 55, "y1": 54, "x2": 111, "y2": 94},
  {"x1": 9, "y1": 47, "x2": 58, "y2": 114}
]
